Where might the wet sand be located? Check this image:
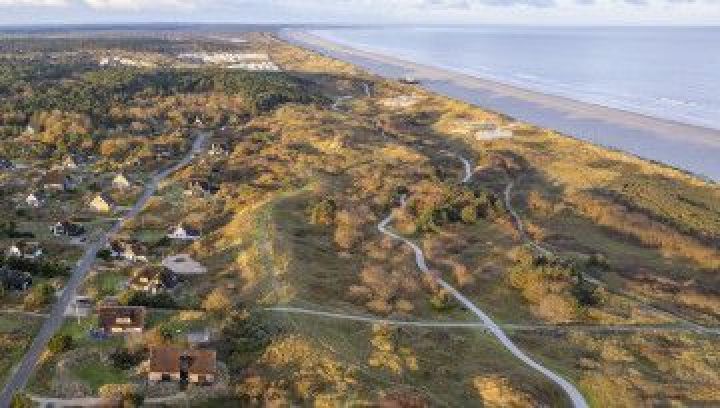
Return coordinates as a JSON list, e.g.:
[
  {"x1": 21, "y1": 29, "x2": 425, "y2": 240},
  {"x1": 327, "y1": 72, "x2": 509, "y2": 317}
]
[{"x1": 280, "y1": 30, "x2": 719, "y2": 182}]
